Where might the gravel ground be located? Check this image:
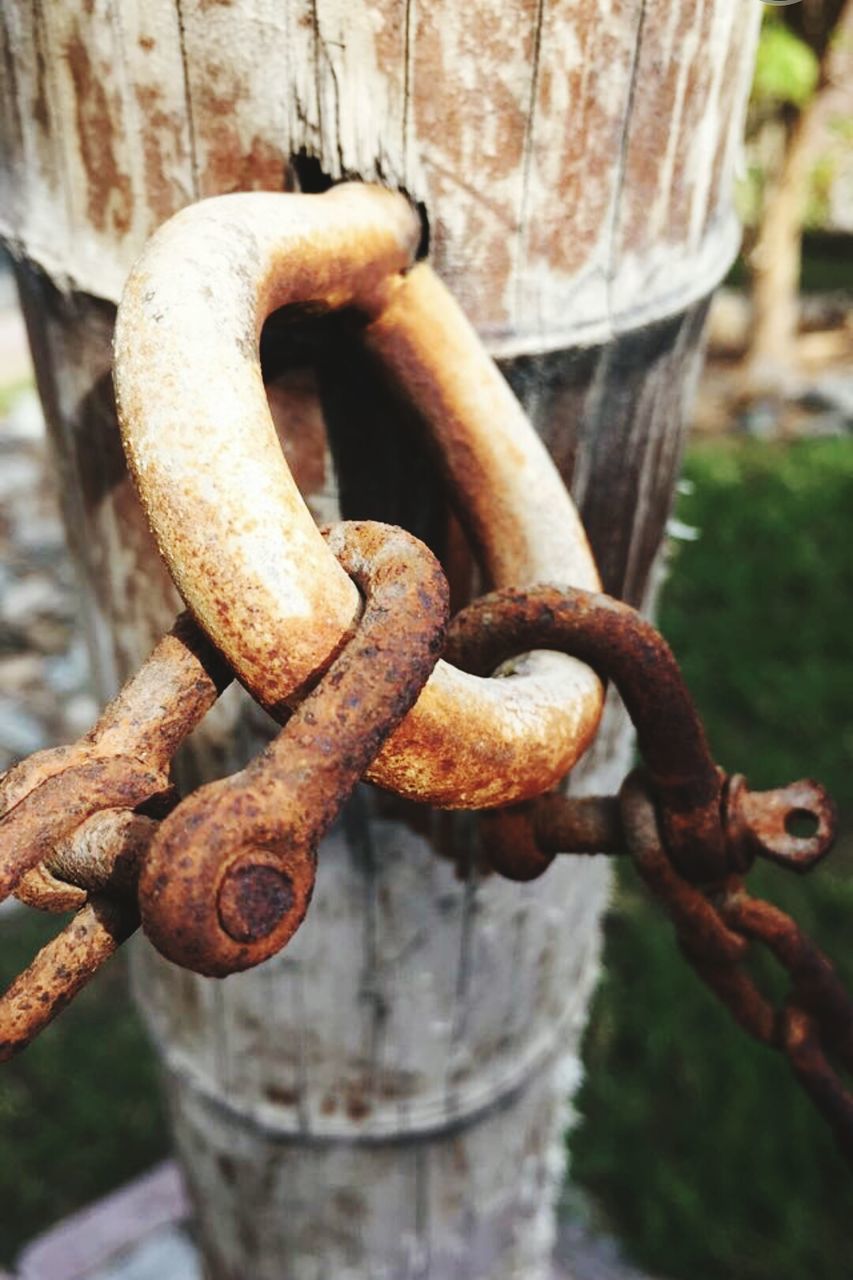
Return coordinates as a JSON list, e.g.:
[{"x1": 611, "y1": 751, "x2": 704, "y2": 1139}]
[{"x1": 0, "y1": 383, "x2": 98, "y2": 778}]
